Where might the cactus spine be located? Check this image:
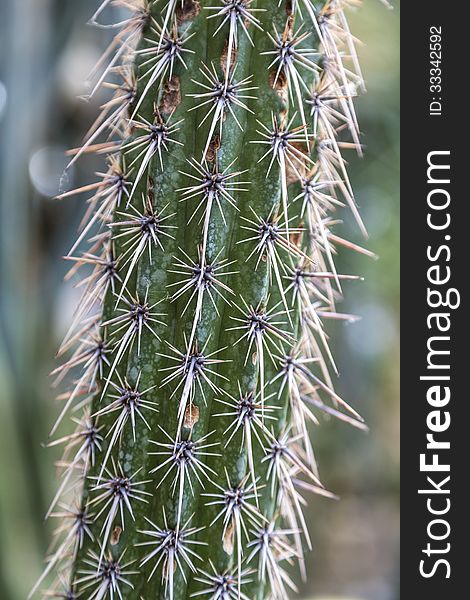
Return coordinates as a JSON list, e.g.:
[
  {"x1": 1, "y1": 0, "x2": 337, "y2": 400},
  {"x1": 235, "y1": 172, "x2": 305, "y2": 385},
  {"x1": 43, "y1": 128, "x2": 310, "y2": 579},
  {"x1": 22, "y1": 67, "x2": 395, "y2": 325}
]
[{"x1": 37, "y1": 1, "x2": 371, "y2": 598}]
